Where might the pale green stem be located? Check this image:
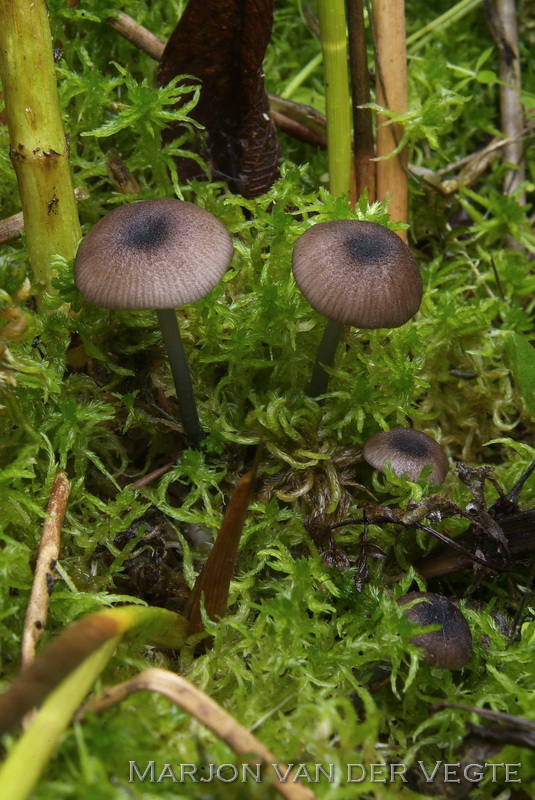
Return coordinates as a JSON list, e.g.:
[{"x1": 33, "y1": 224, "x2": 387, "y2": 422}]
[
  {"x1": 317, "y1": 0, "x2": 352, "y2": 199},
  {"x1": 157, "y1": 309, "x2": 204, "y2": 449},
  {"x1": 281, "y1": 52, "x2": 323, "y2": 99},
  {"x1": 406, "y1": 0, "x2": 484, "y2": 51},
  {"x1": 0, "y1": 0, "x2": 81, "y2": 293}
]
